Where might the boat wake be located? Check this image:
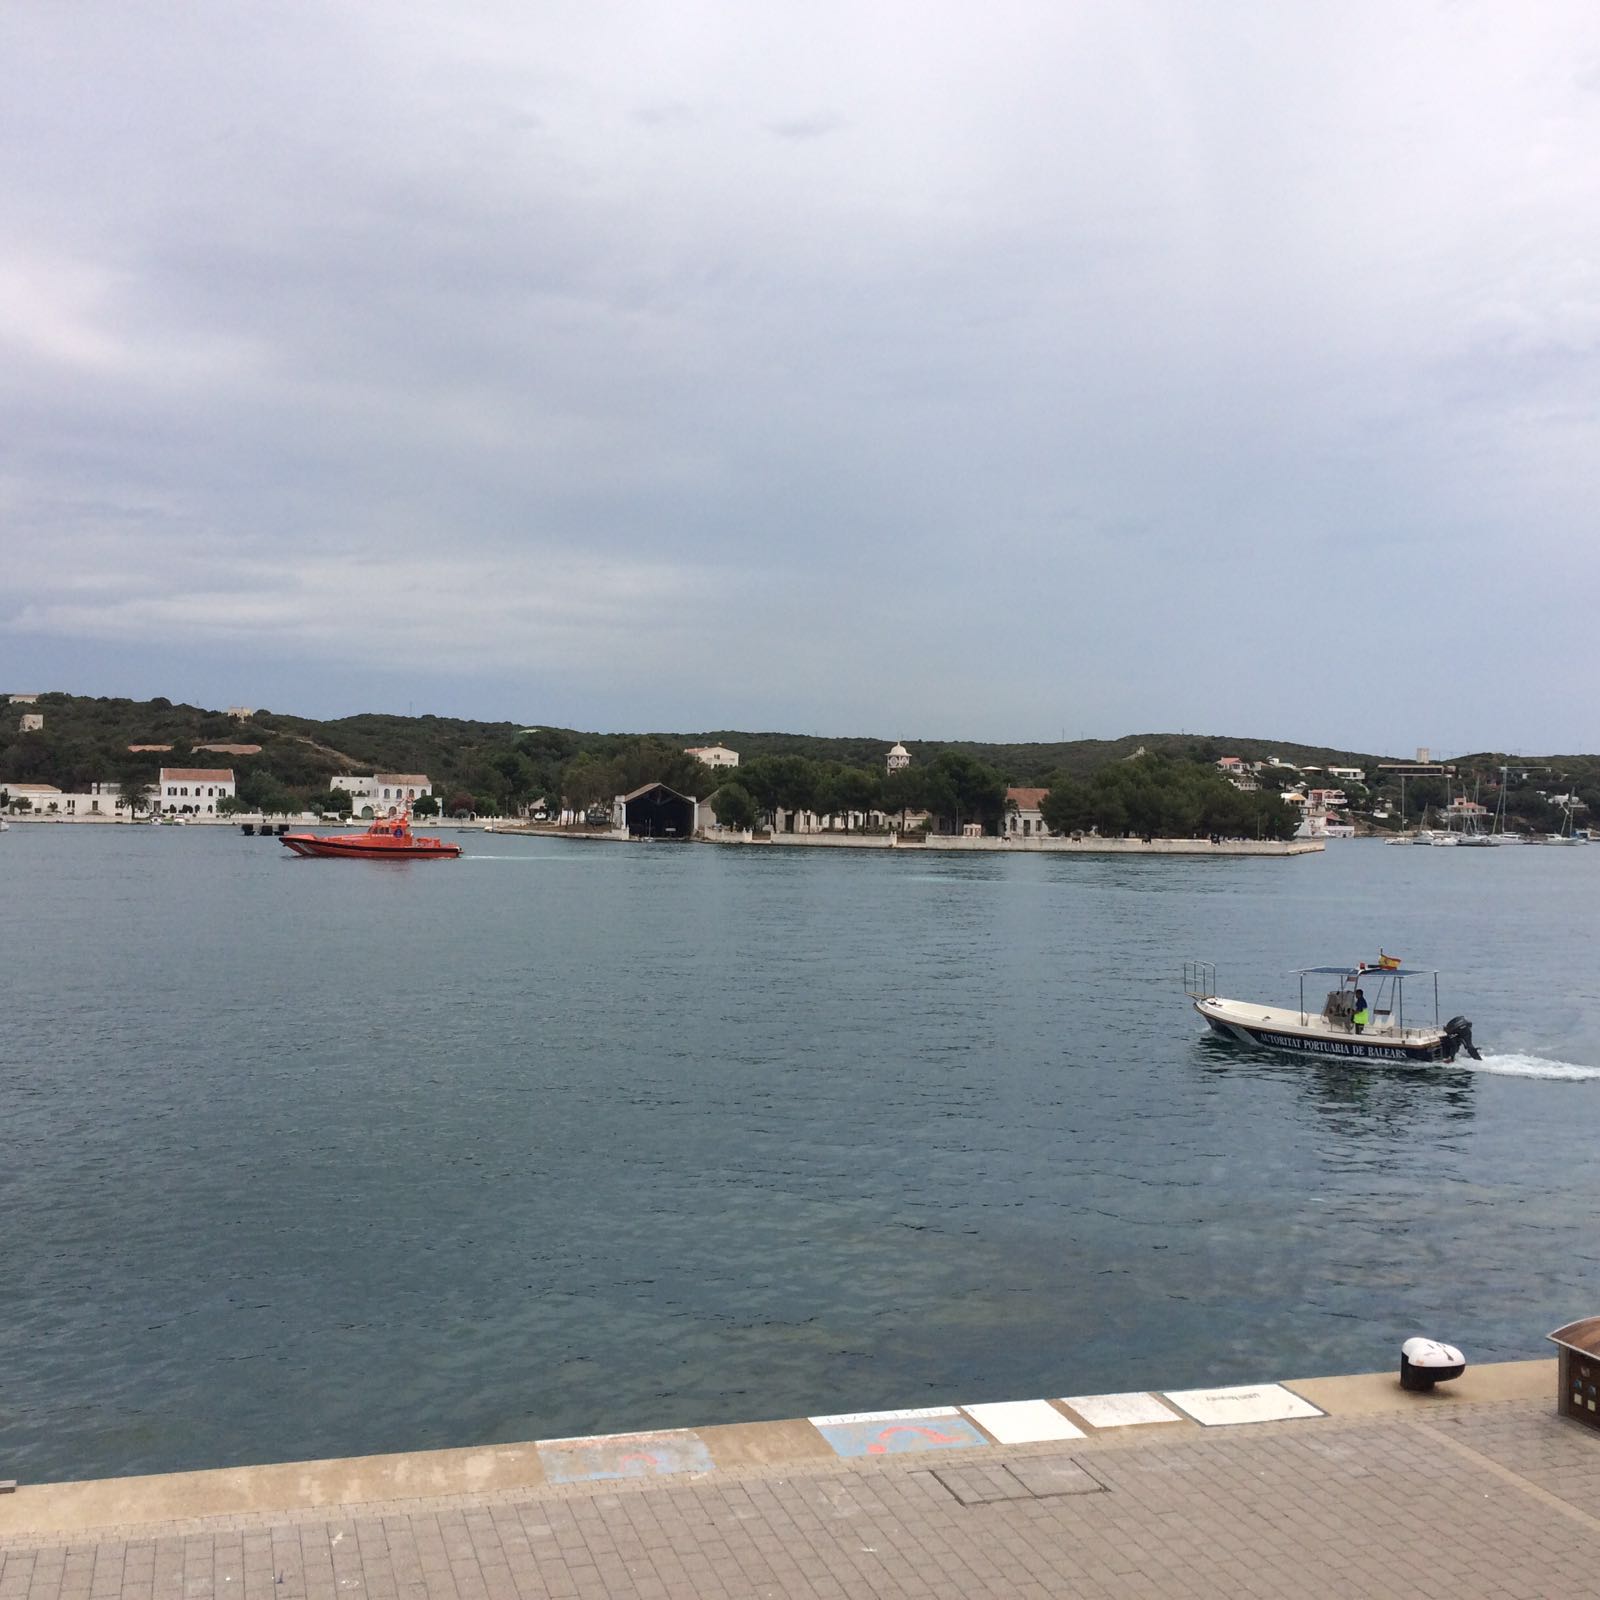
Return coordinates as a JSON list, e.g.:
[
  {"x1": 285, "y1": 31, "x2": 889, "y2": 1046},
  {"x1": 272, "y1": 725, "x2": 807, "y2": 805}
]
[
  {"x1": 462, "y1": 854, "x2": 589, "y2": 862},
  {"x1": 1465, "y1": 1052, "x2": 1600, "y2": 1082}
]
